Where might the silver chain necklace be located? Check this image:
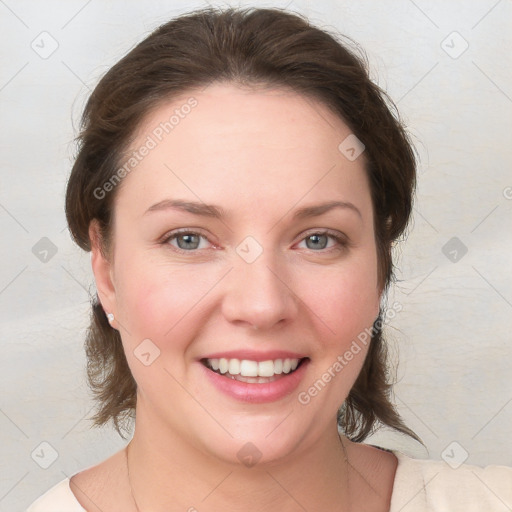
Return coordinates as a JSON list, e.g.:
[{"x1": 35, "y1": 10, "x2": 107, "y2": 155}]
[
  {"x1": 125, "y1": 435, "x2": 350, "y2": 511},
  {"x1": 125, "y1": 441, "x2": 142, "y2": 512}
]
